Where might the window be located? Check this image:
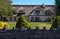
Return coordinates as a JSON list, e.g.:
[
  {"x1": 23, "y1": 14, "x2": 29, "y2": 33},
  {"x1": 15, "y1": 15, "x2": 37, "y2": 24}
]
[
  {"x1": 35, "y1": 17, "x2": 39, "y2": 22},
  {"x1": 35, "y1": 10, "x2": 40, "y2": 15},
  {"x1": 10, "y1": 17, "x2": 12, "y2": 21},
  {"x1": 14, "y1": 17, "x2": 16, "y2": 21},
  {"x1": 17, "y1": 10, "x2": 25, "y2": 16},
  {"x1": 31, "y1": 17, "x2": 34, "y2": 22},
  {"x1": 45, "y1": 10, "x2": 52, "y2": 16},
  {"x1": 13, "y1": 11, "x2": 17, "y2": 14}
]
